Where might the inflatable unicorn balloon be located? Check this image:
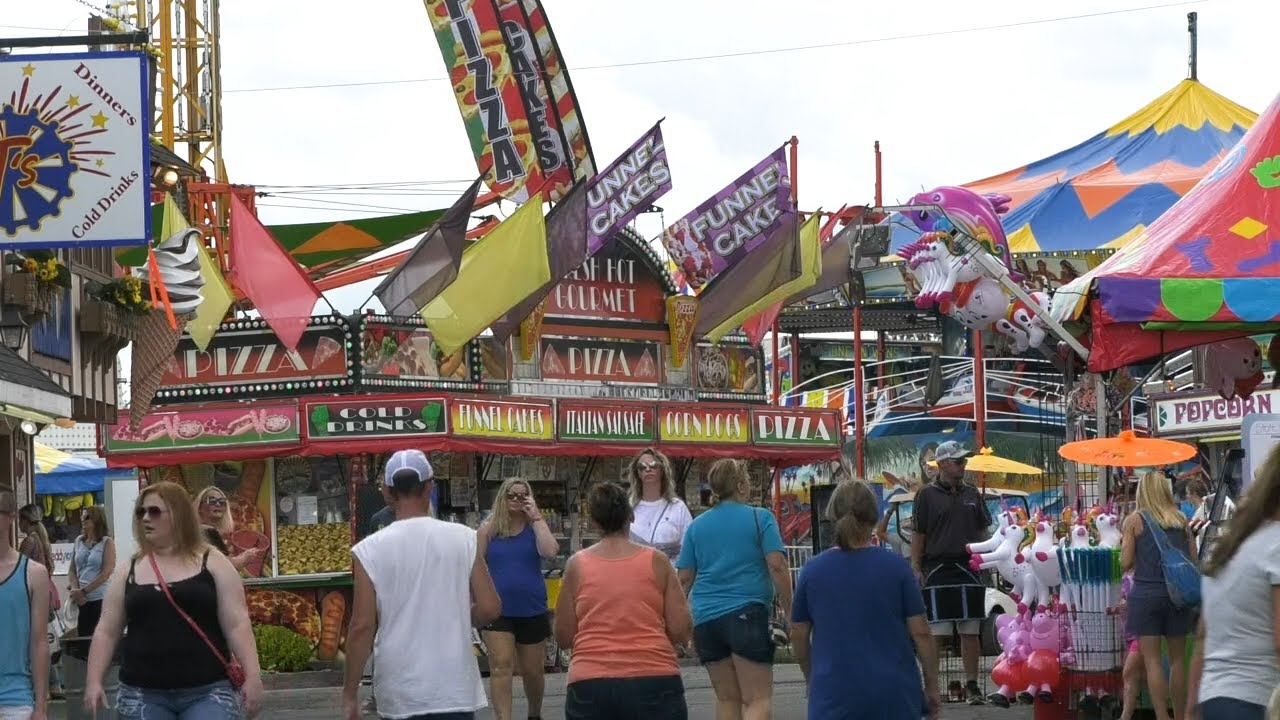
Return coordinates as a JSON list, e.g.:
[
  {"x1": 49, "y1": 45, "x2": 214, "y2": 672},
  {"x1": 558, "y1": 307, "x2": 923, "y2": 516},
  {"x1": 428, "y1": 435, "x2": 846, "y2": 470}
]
[
  {"x1": 1021, "y1": 514, "x2": 1063, "y2": 611},
  {"x1": 898, "y1": 186, "x2": 1050, "y2": 352},
  {"x1": 1064, "y1": 520, "x2": 1091, "y2": 550},
  {"x1": 968, "y1": 512, "x2": 1047, "y2": 615},
  {"x1": 1094, "y1": 510, "x2": 1122, "y2": 549}
]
